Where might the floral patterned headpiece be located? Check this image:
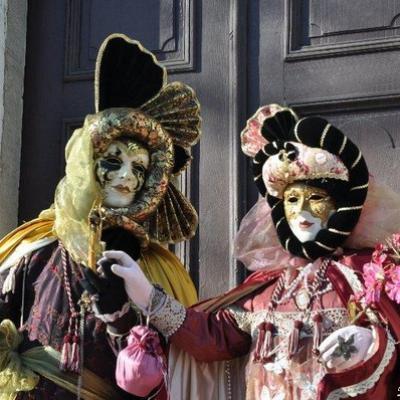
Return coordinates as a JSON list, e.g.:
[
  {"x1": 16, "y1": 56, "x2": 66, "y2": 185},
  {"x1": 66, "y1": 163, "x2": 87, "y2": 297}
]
[
  {"x1": 261, "y1": 141, "x2": 349, "y2": 199},
  {"x1": 241, "y1": 104, "x2": 369, "y2": 260}
]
